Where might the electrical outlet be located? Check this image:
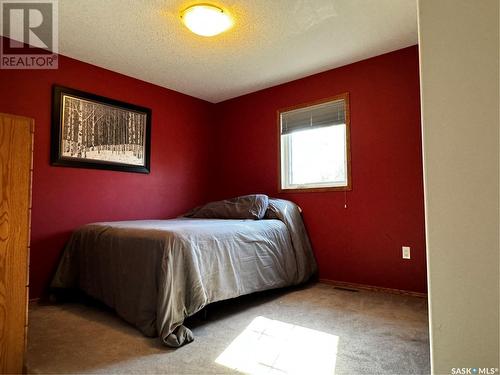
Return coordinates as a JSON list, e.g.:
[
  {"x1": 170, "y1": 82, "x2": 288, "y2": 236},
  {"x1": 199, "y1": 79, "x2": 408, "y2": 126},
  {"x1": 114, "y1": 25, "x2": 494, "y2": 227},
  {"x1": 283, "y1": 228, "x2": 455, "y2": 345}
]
[{"x1": 402, "y1": 246, "x2": 411, "y2": 259}]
